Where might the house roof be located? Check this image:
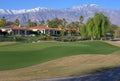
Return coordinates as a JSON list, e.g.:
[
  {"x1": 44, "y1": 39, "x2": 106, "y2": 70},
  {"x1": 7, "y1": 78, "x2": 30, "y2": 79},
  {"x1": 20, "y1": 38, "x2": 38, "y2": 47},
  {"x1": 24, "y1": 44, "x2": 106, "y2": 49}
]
[
  {"x1": 47, "y1": 27, "x2": 61, "y2": 31},
  {"x1": 0, "y1": 25, "x2": 77, "y2": 31},
  {"x1": 29, "y1": 26, "x2": 62, "y2": 31},
  {"x1": 64, "y1": 28, "x2": 77, "y2": 31},
  {"x1": 11, "y1": 26, "x2": 27, "y2": 30},
  {"x1": 28, "y1": 26, "x2": 48, "y2": 30}
]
